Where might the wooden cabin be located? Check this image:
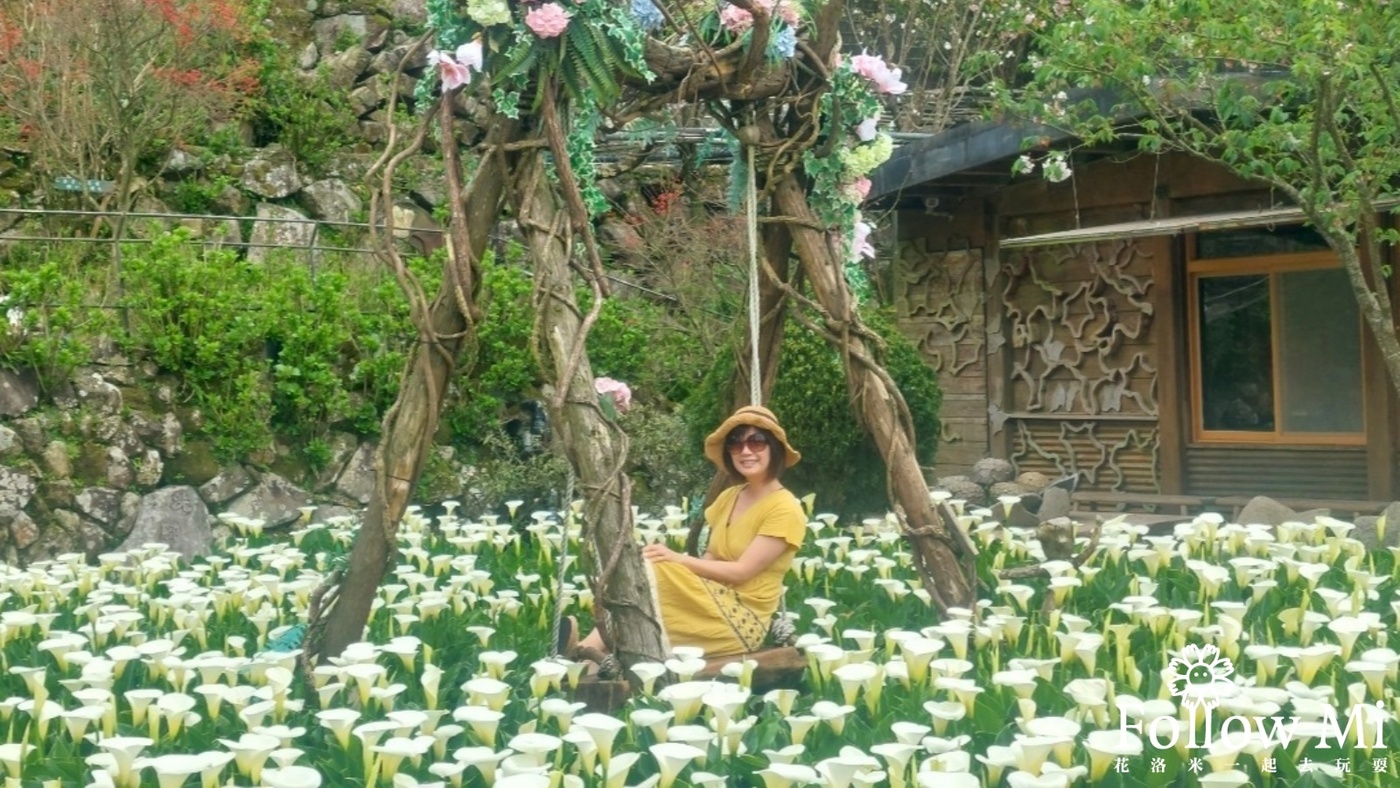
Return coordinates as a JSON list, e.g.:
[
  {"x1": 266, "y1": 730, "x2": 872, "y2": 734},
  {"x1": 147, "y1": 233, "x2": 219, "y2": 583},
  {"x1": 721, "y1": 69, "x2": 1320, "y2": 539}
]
[{"x1": 868, "y1": 121, "x2": 1399, "y2": 508}]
